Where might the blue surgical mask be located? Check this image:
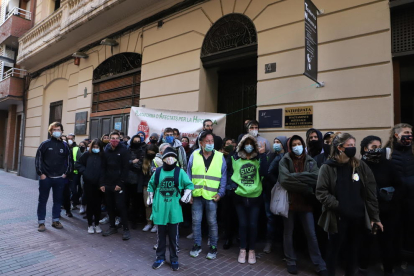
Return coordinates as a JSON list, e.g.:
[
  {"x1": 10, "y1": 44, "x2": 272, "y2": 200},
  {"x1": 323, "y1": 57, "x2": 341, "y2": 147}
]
[
  {"x1": 273, "y1": 143, "x2": 282, "y2": 152},
  {"x1": 166, "y1": 136, "x2": 174, "y2": 144},
  {"x1": 140, "y1": 136, "x2": 145, "y2": 143},
  {"x1": 92, "y1": 148, "x2": 100, "y2": 154},
  {"x1": 204, "y1": 144, "x2": 214, "y2": 152},
  {"x1": 52, "y1": 131, "x2": 61, "y2": 138},
  {"x1": 244, "y1": 145, "x2": 254, "y2": 153},
  {"x1": 292, "y1": 145, "x2": 303, "y2": 156}
]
